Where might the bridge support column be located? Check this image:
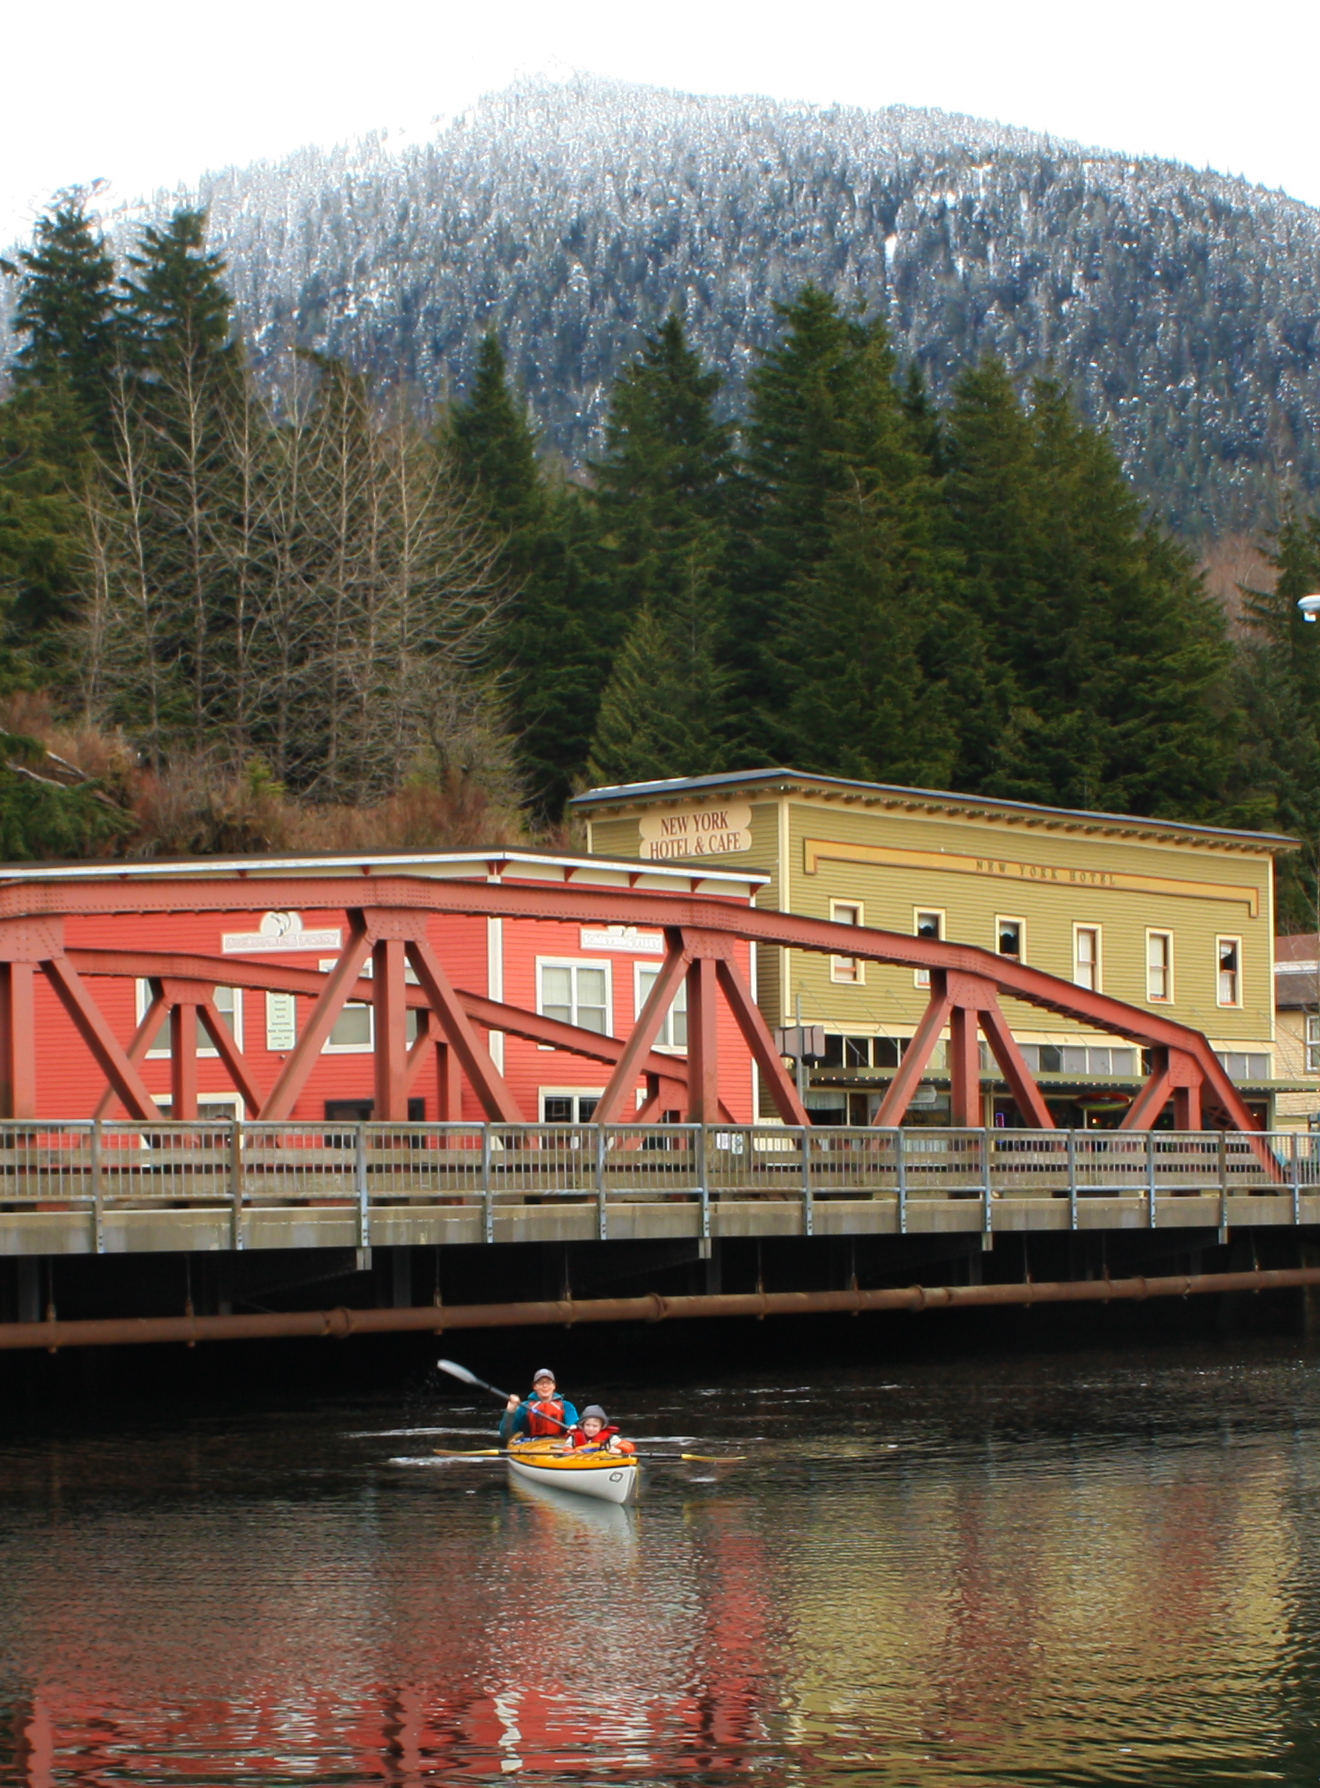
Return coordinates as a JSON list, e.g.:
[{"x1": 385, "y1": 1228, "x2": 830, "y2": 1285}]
[{"x1": 0, "y1": 962, "x2": 37, "y2": 1120}]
